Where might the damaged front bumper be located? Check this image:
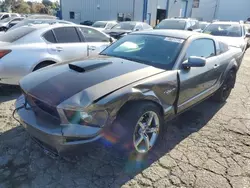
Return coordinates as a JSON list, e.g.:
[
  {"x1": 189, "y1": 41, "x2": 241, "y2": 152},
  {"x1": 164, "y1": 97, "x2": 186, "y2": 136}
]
[{"x1": 15, "y1": 96, "x2": 103, "y2": 156}]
